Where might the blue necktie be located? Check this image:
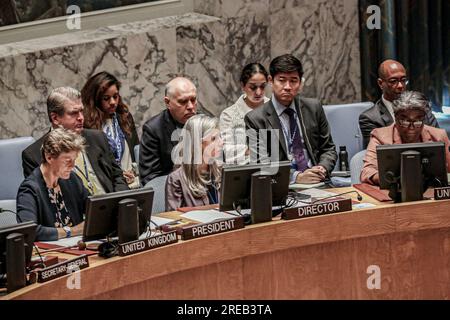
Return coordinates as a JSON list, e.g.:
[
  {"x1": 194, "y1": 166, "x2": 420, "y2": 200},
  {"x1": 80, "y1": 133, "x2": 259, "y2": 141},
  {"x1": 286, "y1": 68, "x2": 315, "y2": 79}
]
[{"x1": 283, "y1": 108, "x2": 309, "y2": 172}]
